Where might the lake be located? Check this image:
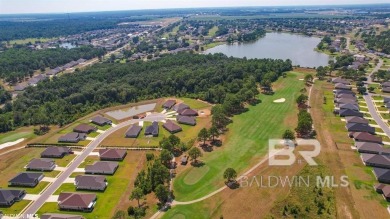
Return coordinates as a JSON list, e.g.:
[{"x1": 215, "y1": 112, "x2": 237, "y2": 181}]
[{"x1": 204, "y1": 32, "x2": 332, "y2": 68}]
